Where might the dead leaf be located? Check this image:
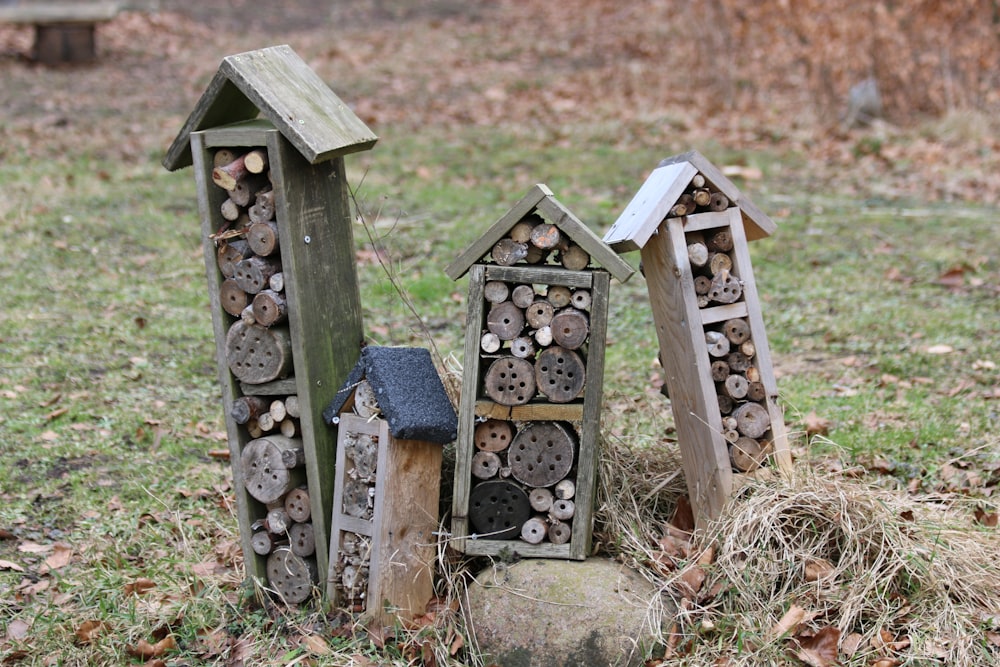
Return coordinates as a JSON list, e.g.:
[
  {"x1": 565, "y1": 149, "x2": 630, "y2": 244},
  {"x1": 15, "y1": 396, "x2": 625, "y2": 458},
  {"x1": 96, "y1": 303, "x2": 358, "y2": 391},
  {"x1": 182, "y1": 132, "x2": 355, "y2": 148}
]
[
  {"x1": 925, "y1": 344, "x2": 954, "y2": 355},
  {"x1": 6, "y1": 618, "x2": 31, "y2": 641},
  {"x1": 300, "y1": 633, "x2": 332, "y2": 656},
  {"x1": 803, "y1": 557, "x2": 835, "y2": 582},
  {"x1": 793, "y1": 626, "x2": 840, "y2": 667},
  {"x1": 75, "y1": 620, "x2": 109, "y2": 644},
  {"x1": 767, "y1": 604, "x2": 807, "y2": 640},
  {"x1": 804, "y1": 411, "x2": 831, "y2": 438},
  {"x1": 670, "y1": 496, "x2": 695, "y2": 533},
  {"x1": 18, "y1": 541, "x2": 52, "y2": 554},
  {"x1": 975, "y1": 506, "x2": 998, "y2": 527},
  {"x1": 449, "y1": 631, "x2": 464, "y2": 656},
  {"x1": 42, "y1": 543, "x2": 73, "y2": 571},
  {"x1": 126, "y1": 635, "x2": 176, "y2": 659},
  {"x1": 841, "y1": 632, "x2": 864, "y2": 657},
  {"x1": 0, "y1": 559, "x2": 25, "y2": 572},
  {"x1": 124, "y1": 578, "x2": 157, "y2": 596},
  {"x1": 870, "y1": 659, "x2": 902, "y2": 667}
]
